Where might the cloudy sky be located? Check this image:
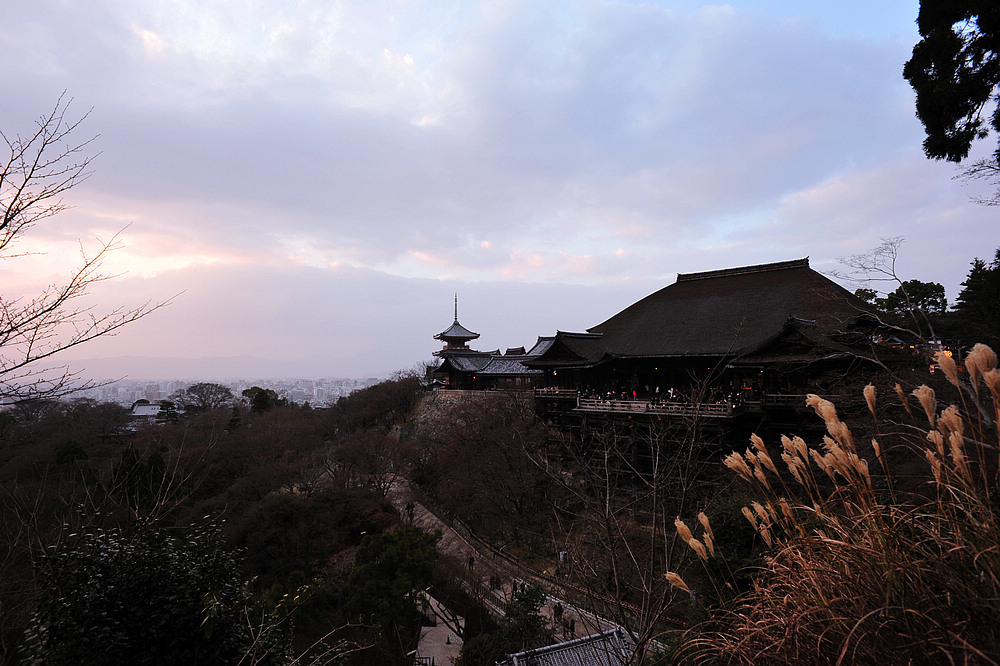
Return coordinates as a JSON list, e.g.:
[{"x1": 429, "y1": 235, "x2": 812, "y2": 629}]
[{"x1": 1, "y1": 1, "x2": 996, "y2": 380}]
